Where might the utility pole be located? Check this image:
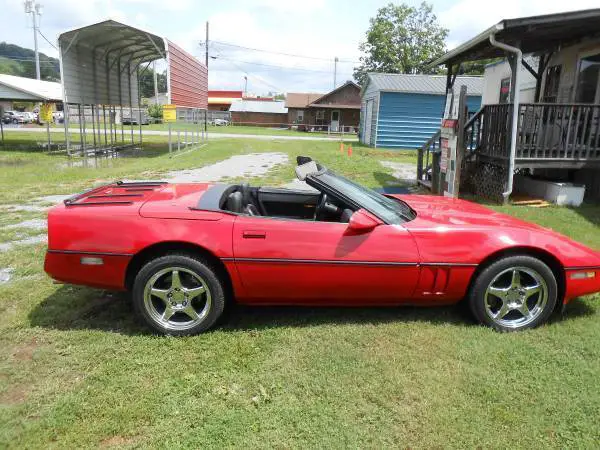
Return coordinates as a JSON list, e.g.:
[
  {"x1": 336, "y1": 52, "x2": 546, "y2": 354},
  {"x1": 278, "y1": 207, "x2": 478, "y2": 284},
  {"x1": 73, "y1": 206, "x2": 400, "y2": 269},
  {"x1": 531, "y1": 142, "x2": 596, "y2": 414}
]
[
  {"x1": 24, "y1": 1, "x2": 42, "y2": 80},
  {"x1": 153, "y1": 61, "x2": 159, "y2": 105},
  {"x1": 204, "y1": 21, "x2": 209, "y2": 136},
  {"x1": 243, "y1": 76, "x2": 248, "y2": 97},
  {"x1": 333, "y1": 56, "x2": 339, "y2": 89},
  {"x1": 205, "y1": 21, "x2": 209, "y2": 67}
]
